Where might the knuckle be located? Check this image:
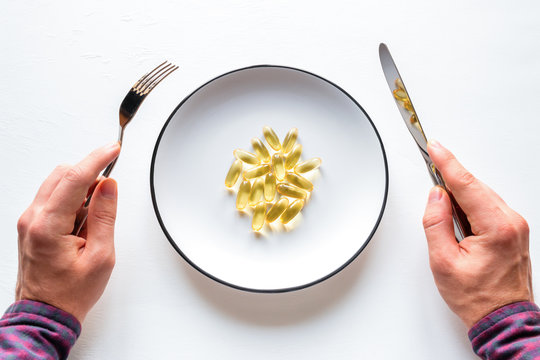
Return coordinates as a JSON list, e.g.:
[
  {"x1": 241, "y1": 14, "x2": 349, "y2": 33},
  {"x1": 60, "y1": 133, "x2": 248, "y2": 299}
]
[
  {"x1": 55, "y1": 164, "x2": 71, "y2": 174},
  {"x1": 495, "y1": 222, "x2": 520, "y2": 243},
  {"x1": 514, "y1": 215, "x2": 530, "y2": 235},
  {"x1": 92, "y1": 210, "x2": 116, "y2": 227},
  {"x1": 26, "y1": 221, "x2": 47, "y2": 242},
  {"x1": 423, "y1": 212, "x2": 445, "y2": 231},
  {"x1": 455, "y1": 169, "x2": 476, "y2": 188},
  {"x1": 63, "y1": 165, "x2": 86, "y2": 184},
  {"x1": 25, "y1": 212, "x2": 56, "y2": 243},
  {"x1": 495, "y1": 215, "x2": 529, "y2": 243},
  {"x1": 17, "y1": 213, "x2": 30, "y2": 234}
]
